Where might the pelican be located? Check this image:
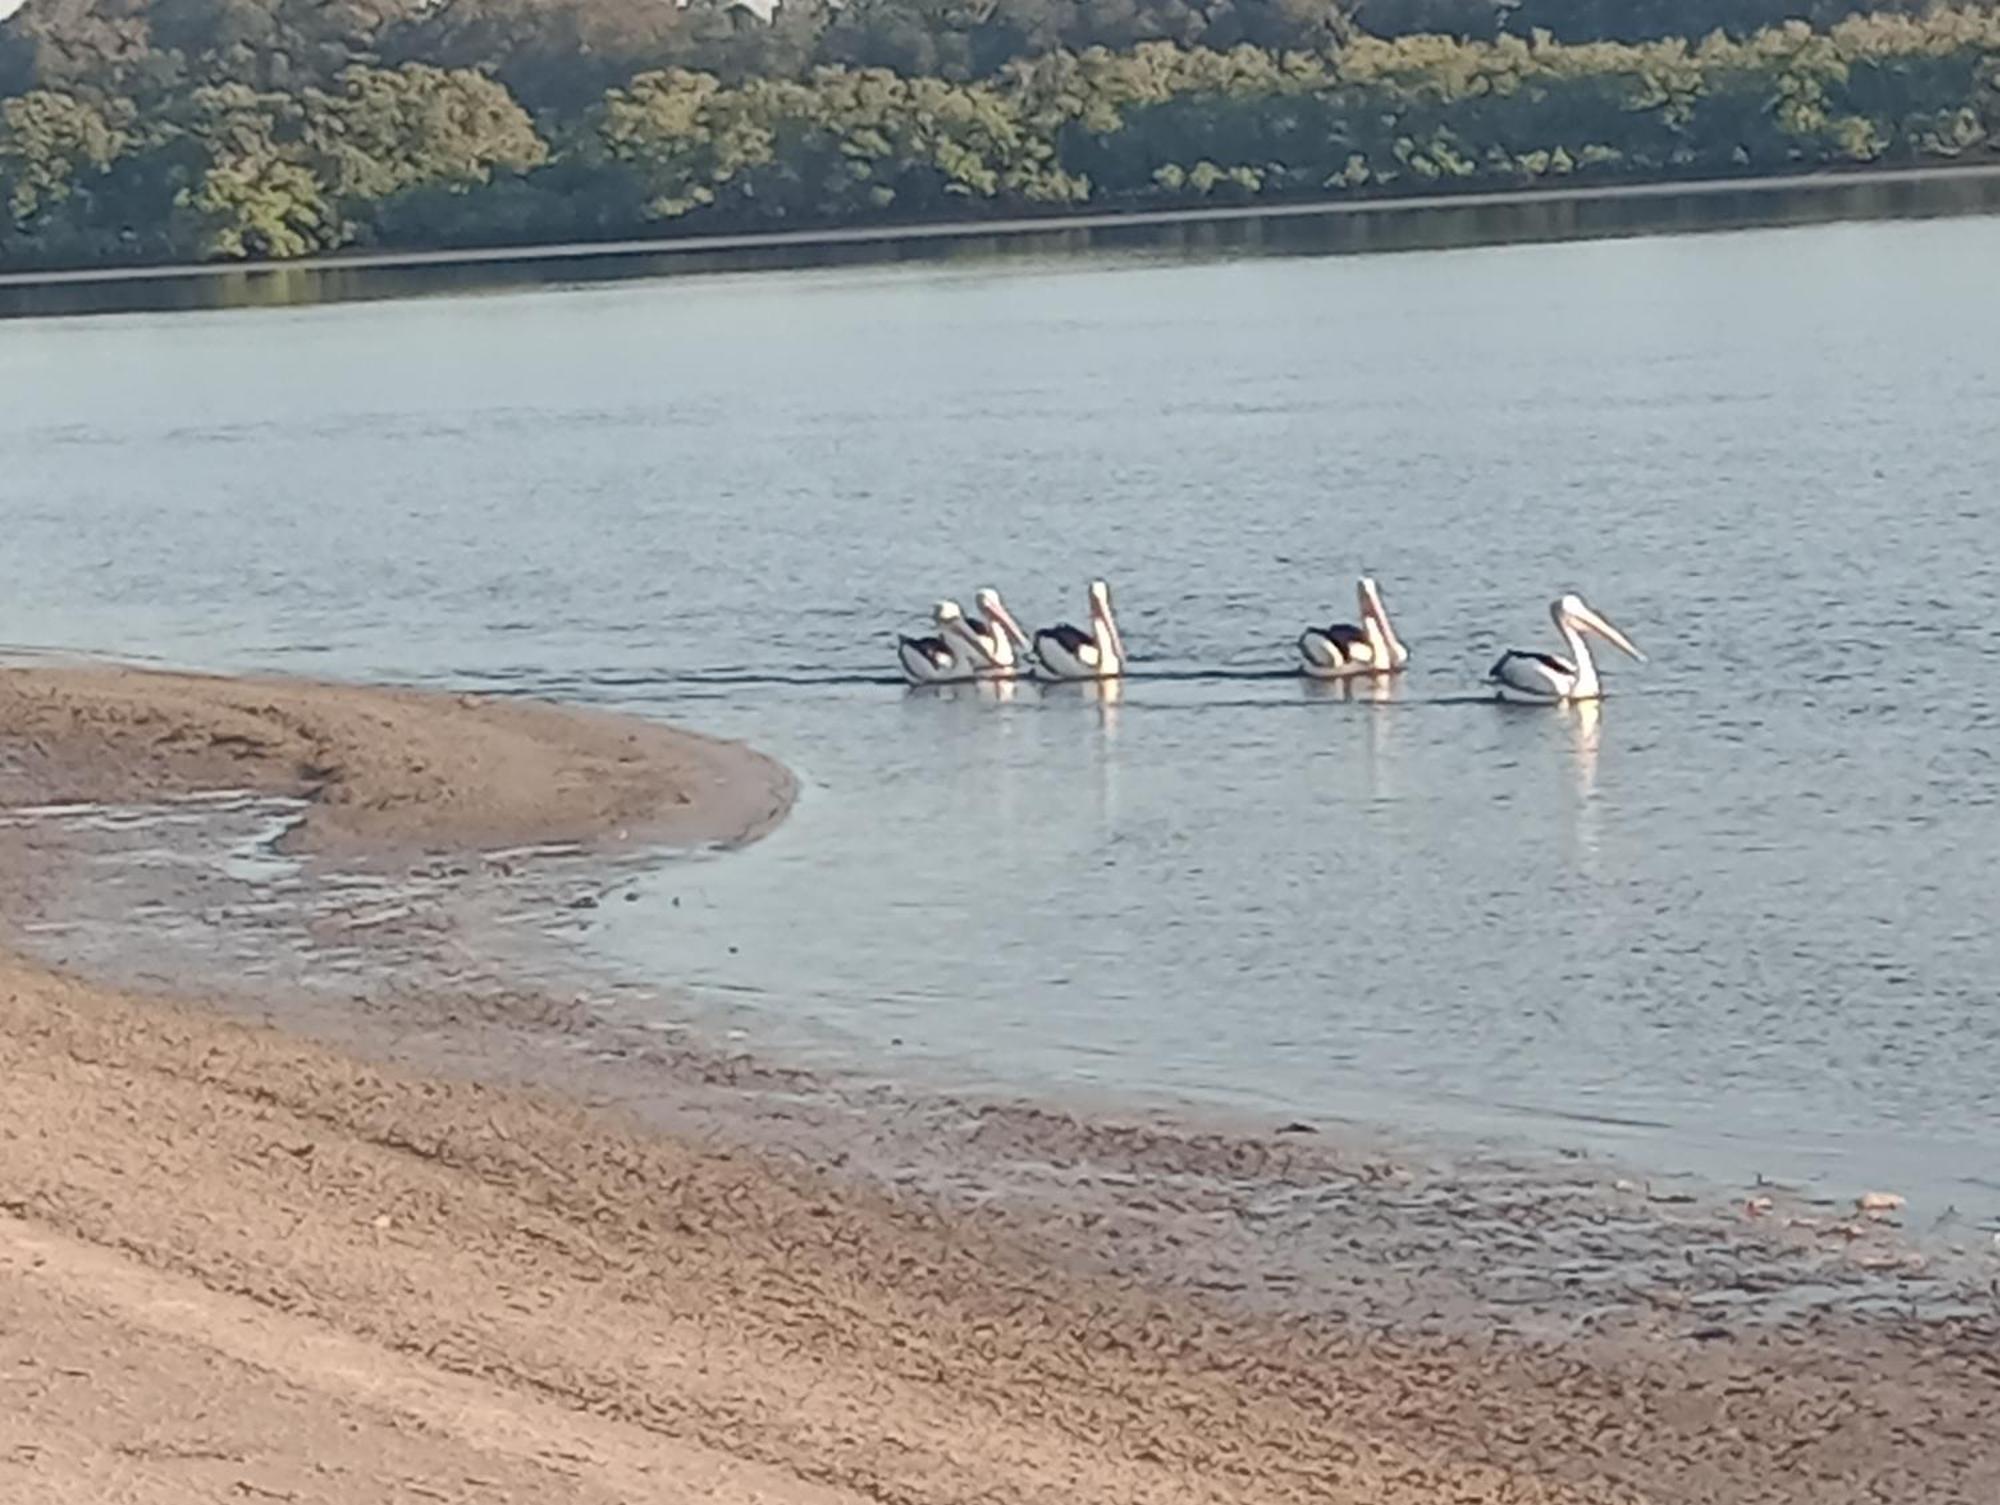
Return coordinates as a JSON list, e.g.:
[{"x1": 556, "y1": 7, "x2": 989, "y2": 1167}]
[
  {"x1": 1299, "y1": 577, "x2": 1408, "y2": 679},
  {"x1": 1489, "y1": 593, "x2": 1645, "y2": 703},
  {"x1": 1034, "y1": 580, "x2": 1127, "y2": 681},
  {"x1": 960, "y1": 587, "x2": 1033, "y2": 678},
  {"x1": 897, "y1": 600, "x2": 986, "y2": 685}
]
